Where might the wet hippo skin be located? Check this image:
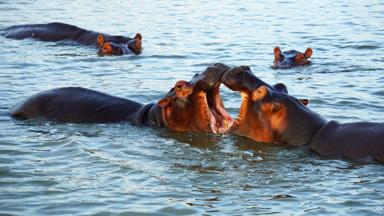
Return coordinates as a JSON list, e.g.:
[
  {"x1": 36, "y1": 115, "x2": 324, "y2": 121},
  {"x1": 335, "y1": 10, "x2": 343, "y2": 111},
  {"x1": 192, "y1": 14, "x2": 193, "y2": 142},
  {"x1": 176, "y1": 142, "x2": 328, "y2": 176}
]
[
  {"x1": 10, "y1": 63, "x2": 234, "y2": 133},
  {"x1": 310, "y1": 121, "x2": 384, "y2": 161},
  {"x1": 1, "y1": 22, "x2": 142, "y2": 55},
  {"x1": 273, "y1": 47, "x2": 313, "y2": 69},
  {"x1": 222, "y1": 66, "x2": 384, "y2": 162}
]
